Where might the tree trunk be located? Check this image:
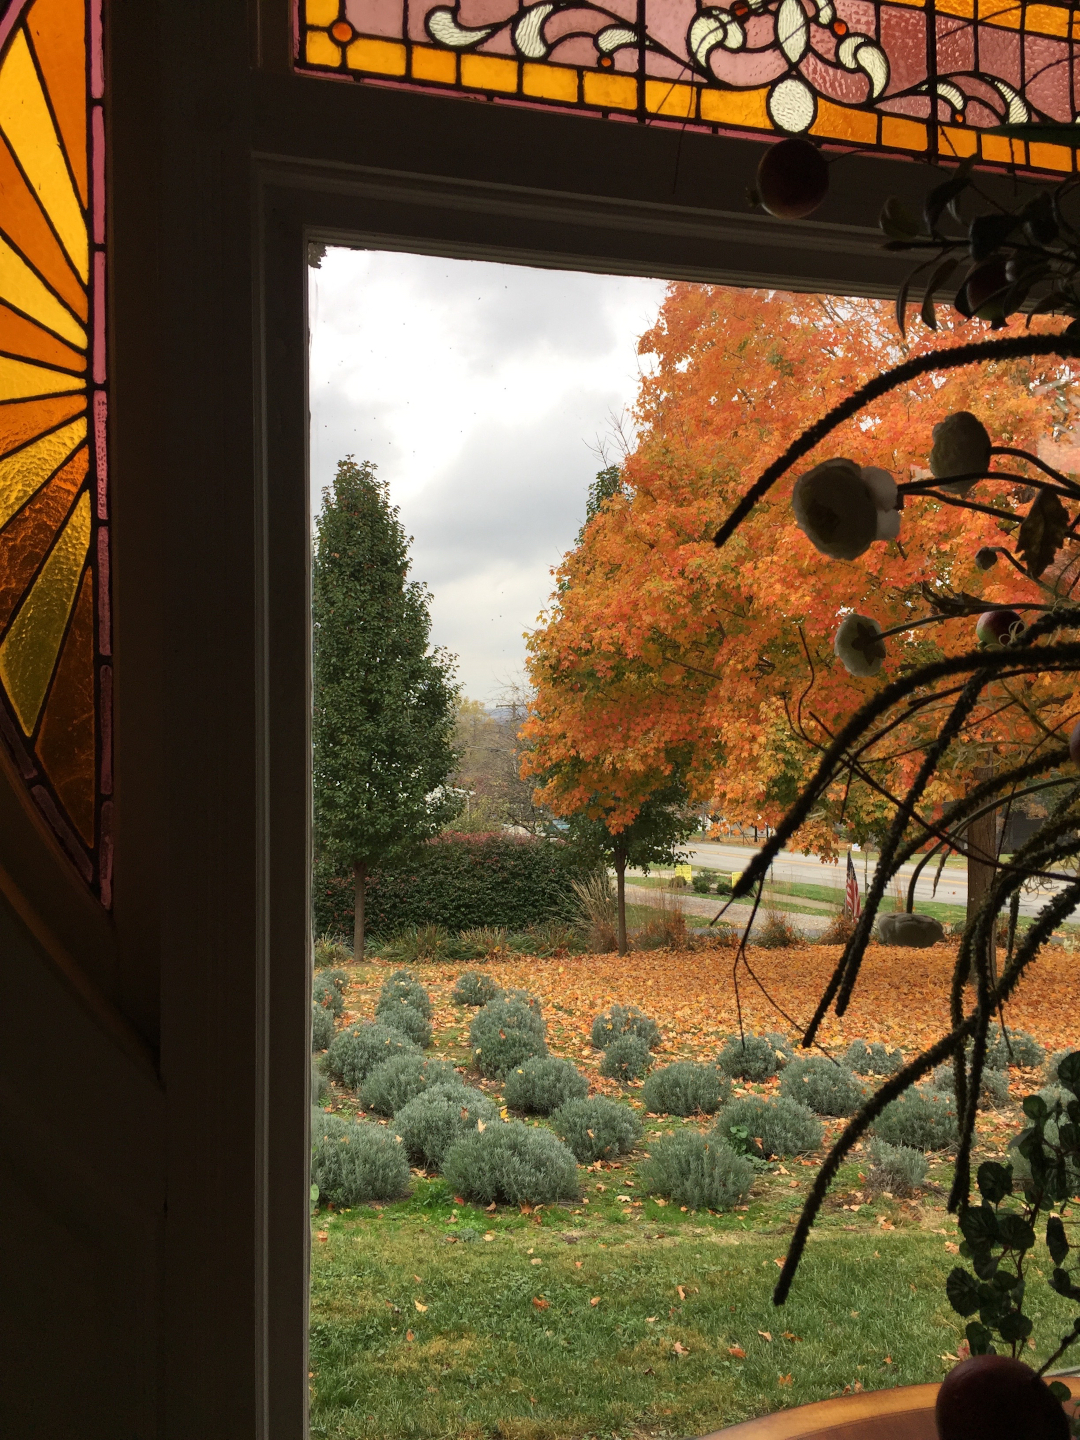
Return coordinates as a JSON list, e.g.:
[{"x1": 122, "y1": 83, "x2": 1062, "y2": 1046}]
[
  {"x1": 966, "y1": 764, "x2": 997, "y2": 987},
  {"x1": 352, "y1": 860, "x2": 367, "y2": 960},
  {"x1": 615, "y1": 846, "x2": 627, "y2": 957}
]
